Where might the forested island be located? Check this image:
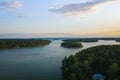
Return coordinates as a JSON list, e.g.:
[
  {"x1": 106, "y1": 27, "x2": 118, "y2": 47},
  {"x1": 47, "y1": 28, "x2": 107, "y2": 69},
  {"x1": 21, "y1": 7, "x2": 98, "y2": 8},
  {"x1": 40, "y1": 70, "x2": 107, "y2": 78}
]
[
  {"x1": 61, "y1": 42, "x2": 83, "y2": 48},
  {"x1": 116, "y1": 40, "x2": 120, "y2": 42},
  {"x1": 61, "y1": 45, "x2": 120, "y2": 80},
  {"x1": 0, "y1": 39, "x2": 51, "y2": 49},
  {"x1": 63, "y1": 38, "x2": 120, "y2": 42}
]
